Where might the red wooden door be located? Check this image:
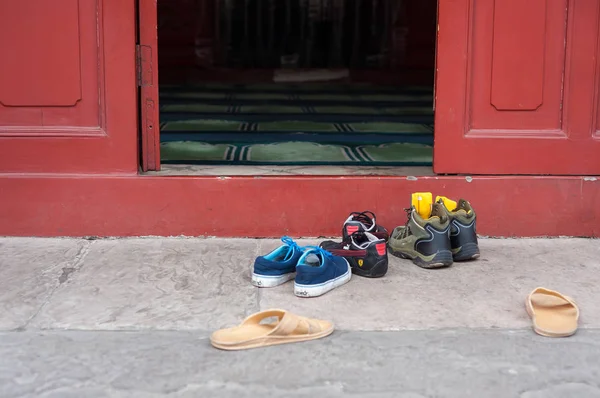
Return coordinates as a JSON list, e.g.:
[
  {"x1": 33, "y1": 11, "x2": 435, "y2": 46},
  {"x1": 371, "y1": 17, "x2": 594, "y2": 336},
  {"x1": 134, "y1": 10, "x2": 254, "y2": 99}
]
[
  {"x1": 0, "y1": 0, "x2": 138, "y2": 174},
  {"x1": 139, "y1": 0, "x2": 161, "y2": 171},
  {"x1": 435, "y1": 0, "x2": 600, "y2": 175}
]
